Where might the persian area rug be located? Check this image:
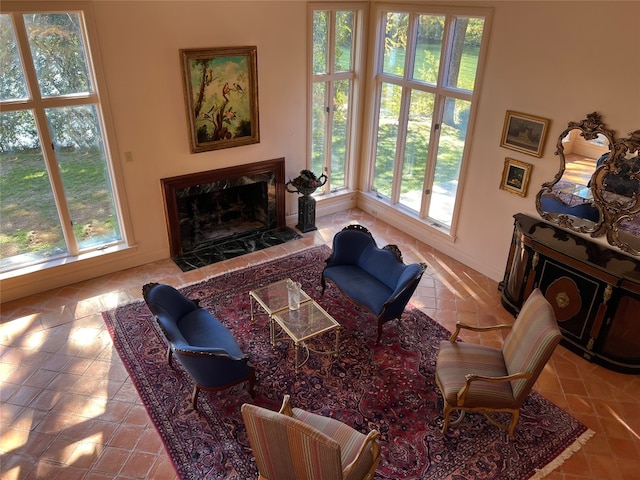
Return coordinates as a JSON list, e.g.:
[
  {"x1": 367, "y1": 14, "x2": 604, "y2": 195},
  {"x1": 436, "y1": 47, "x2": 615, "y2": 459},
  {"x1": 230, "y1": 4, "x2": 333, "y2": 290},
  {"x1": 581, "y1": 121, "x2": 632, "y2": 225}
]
[{"x1": 102, "y1": 245, "x2": 593, "y2": 480}]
